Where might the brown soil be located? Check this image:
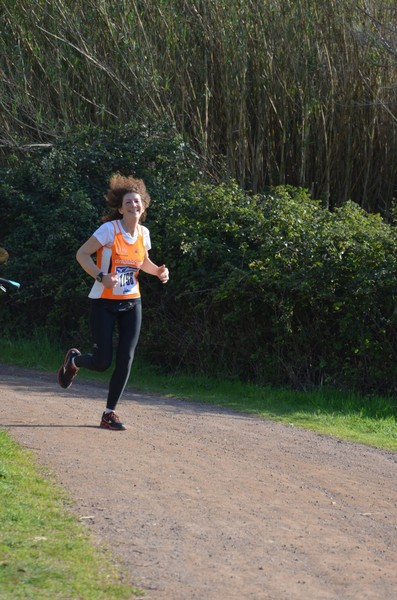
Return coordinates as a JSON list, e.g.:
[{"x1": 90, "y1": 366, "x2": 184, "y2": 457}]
[{"x1": 1, "y1": 363, "x2": 396, "y2": 600}]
